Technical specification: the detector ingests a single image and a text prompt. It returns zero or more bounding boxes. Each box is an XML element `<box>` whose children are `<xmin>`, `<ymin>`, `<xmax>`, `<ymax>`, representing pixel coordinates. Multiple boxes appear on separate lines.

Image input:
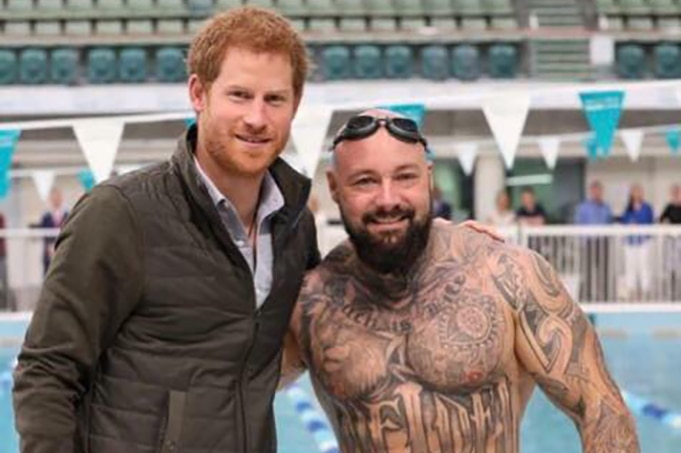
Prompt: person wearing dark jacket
<box><xmin>12</xmin><ymin>7</ymin><xmax>320</xmax><ymax>453</ymax></box>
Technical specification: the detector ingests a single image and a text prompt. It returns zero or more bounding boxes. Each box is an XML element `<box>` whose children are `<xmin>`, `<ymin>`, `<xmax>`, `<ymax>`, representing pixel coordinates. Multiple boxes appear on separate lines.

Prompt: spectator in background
<box><xmin>36</xmin><ymin>187</ymin><xmax>68</xmax><ymax>275</ymax></box>
<box><xmin>660</xmin><ymin>184</ymin><xmax>681</xmax><ymax>224</ymax></box>
<box><xmin>621</xmin><ymin>184</ymin><xmax>654</xmax><ymax>300</ymax></box>
<box><xmin>486</xmin><ymin>189</ymin><xmax>516</xmax><ymax>226</ymax></box>
<box><xmin>431</xmin><ymin>185</ymin><xmax>452</xmax><ymax>220</ymax></box>
<box><xmin>660</xmin><ymin>184</ymin><xmax>681</xmax><ymax>300</ymax></box>
<box><xmin>574</xmin><ymin>180</ymin><xmax>613</xmax><ymax>302</ymax></box>
<box><xmin>516</xmin><ymin>187</ymin><xmax>546</xmax><ymax>226</ymax></box>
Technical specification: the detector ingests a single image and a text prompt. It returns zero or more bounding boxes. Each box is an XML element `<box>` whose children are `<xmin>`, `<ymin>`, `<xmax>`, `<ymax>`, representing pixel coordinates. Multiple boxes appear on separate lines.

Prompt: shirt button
<box><xmin>235</xmin><ymin>240</ymin><xmax>245</xmax><ymax>247</ymax></box>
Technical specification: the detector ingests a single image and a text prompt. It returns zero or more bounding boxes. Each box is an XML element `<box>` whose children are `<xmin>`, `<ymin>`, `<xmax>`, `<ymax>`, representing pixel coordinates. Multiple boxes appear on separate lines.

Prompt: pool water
<box><xmin>2</xmin><ymin>317</ymin><xmax>680</xmax><ymax>453</ymax></box>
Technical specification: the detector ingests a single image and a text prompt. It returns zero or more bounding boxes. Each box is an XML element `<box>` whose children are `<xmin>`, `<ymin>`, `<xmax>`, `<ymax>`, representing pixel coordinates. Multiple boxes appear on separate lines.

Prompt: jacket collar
<box><xmin>171</xmin><ymin>125</ymin><xmax>311</xmax><ymax>229</ymax></box>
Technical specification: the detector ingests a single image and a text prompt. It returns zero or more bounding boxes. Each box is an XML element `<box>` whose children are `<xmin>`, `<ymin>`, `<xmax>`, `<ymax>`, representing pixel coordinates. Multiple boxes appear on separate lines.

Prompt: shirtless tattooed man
<box><xmin>282</xmin><ymin>110</ymin><xmax>639</xmax><ymax>453</ymax></box>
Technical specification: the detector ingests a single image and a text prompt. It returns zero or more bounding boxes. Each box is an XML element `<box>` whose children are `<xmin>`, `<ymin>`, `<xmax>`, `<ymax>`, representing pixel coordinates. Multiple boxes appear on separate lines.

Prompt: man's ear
<box><xmin>326</xmin><ymin>169</ymin><xmax>339</xmax><ymax>204</ymax></box>
<box><xmin>188</xmin><ymin>74</ymin><xmax>208</xmax><ymax>113</ymax></box>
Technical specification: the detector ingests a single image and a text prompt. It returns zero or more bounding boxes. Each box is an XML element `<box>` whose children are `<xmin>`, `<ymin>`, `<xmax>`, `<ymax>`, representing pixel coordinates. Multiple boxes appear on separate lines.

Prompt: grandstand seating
<box><xmin>421</xmin><ymin>45</ymin><xmax>450</xmax><ymax>81</ymax></box>
<box><xmin>384</xmin><ymin>45</ymin><xmax>414</xmax><ymax>79</ymax></box>
<box><xmin>653</xmin><ymin>43</ymin><xmax>681</xmax><ymax>78</ymax></box>
<box><xmin>19</xmin><ymin>48</ymin><xmax>49</xmax><ymax>84</ymax></box>
<box><xmin>596</xmin><ymin>0</ymin><xmax>681</xmax><ymax>30</ymax></box>
<box><xmin>451</xmin><ymin>44</ymin><xmax>481</xmax><ymax>81</ymax></box>
<box><xmin>155</xmin><ymin>47</ymin><xmax>187</xmax><ymax>82</ymax></box>
<box><xmin>0</xmin><ymin>50</ymin><xmax>18</xmax><ymax>85</ymax></box>
<box><xmin>50</xmin><ymin>48</ymin><xmax>79</xmax><ymax>84</ymax></box>
<box><xmin>353</xmin><ymin>45</ymin><xmax>382</xmax><ymax>79</ymax></box>
<box><xmin>616</xmin><ymin>44</ymin><xmax>646</xmax><ymax>79</ymax></box>
<box><xmin>87</xmin><ymin>47</ymin><xmax>117</xmax><ymax>84</ymax></box>
<box><xmin>119</xmin><ymin>47</ymin><xmax>148</xmax><ymax>83</ymax></box>
<box><xmin>488</xmin><ymin>43</ymin><xmax>518</xmax><ymax>79</ymax></box>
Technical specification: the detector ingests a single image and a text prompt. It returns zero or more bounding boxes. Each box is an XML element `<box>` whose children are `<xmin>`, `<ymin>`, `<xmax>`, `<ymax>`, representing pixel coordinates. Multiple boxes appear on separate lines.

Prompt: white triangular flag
<box><xmin>455</xmin><ymin>143</ymin><xmax>478</xmax><ymax>176</ymax></box>
<box><xmin>291</xmin><ymin>105</ymin><xmax>333</xmax><ymax>178</ymax></box>
<box><xmin>73</xmin><ymin>119</ymin><xmax>124</xmax><ymax>183</ymax></box>
<box><xmin>621</xmin><ymin>129</ymin><xmax>644</xmax><ymax>162</ymax></box>
<box><xmin>538</xmin><ymin>136</ymin><xmax>561</xmax><ymax>170</ymax></box>
<box><xmin>31</xmin><ymin>170</ymin><xmax>55</xmax><ymax>202</ymax></box>
<box><xmin>482</xmin><ymin>94</ymin><xmax>531</xmax><ymax>170</ymax></box>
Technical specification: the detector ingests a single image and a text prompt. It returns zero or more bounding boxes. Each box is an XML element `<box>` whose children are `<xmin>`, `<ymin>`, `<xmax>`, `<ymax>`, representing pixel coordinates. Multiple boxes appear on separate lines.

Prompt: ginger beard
<box><xmin>340</xmin><ymin>189</ymin><xmax>433</xmax><ymax>275</ymax></box>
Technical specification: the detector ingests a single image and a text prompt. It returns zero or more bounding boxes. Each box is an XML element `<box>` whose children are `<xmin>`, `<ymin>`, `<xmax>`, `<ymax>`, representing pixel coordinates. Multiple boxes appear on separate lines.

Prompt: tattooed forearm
<box><xmin>582</xmin><ymin>400</ymin><xmax>639</xmax><ymax>453</ymax></box>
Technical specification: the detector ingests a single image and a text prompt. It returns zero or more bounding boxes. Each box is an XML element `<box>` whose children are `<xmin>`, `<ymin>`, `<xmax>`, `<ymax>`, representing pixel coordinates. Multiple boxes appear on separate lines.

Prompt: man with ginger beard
<box><xmin>281</xmin><ymin>110</ymin><xmax>639</xmax><ymax>453</ymax></box>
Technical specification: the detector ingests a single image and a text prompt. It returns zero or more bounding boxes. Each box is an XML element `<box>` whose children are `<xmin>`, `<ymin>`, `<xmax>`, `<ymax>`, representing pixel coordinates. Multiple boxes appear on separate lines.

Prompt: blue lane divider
<box><xmin>622</xmin><ymin>390</ymin><xmax>681</xmax><ymax>430</ymax></box>
<box><xmin>284</xmin><ymin>382</ymin><xmax>339</xmax><ymax>453</ymax></box>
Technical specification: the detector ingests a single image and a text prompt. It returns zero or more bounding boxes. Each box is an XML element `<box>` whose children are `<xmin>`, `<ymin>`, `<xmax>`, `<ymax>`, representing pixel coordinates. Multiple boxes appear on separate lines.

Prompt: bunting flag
<box><xmin>78</xmin><ymin>169</ymin><xmax>95</xmax><ymax>193</ymax></box>
<box><xmin>291</xmin><ymin>105</ymin><xmax>333</xmax><ymax>178</ymax></box>
<box><xmin>620</xmin><ymin>129</ymin><xmax>644</xmax><ymax>162</ymax></box>
<box><xmin>379</xmin><ymin>103</ymin><xmax>426</xmax><ymax>127</ymax></box>
<box><xmin>31</xmin><ymin>170</ymin><xmax>56</xmax><ymax>202</ymax></box>
<box><xmin>579</xmin><ymin>90</ymin><xmax>625</xmax><ymax>158</ymax></box>
<box><xmin>667</xmin><ymin>128</ymin><xmax>680</xmax><ymax>154</ymax></box>
<box><xmin>73</xmin><ymin>118</ymin><xmax>124</xmax><ymax>183</ymax></box>
<box><xmin>537</xmin><ymin>136</ymin><xmax>561</xmax><ymax>170</ymax></box>
<box><xmin>184</xmin><ymin>117</ymin><xmax>196</xmax><ymax>129</ymax></box>
<box><xmin>455</xmin><ymin>143</ymin><xmax>478</xmax><ymax>176</ymax></box>
<box><xmin>584</xmin><ymin>135</ymin><xmax>599</xmax><ymax>161</ymax></box>
<box><xmin>0</xmin><ymin>129</ymin><xmax>21</xmax><ymax>199</ymax></box>
<box><xmin>482</xmin><ymin>94</ymin><xmax>530</xmax><ymax>170</ymax></box>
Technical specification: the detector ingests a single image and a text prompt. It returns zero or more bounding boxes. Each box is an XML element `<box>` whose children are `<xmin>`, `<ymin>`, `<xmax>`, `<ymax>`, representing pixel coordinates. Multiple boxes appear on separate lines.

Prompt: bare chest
<box><xmin>306</xmin><ymin>277</ymin><xmax>514</xmax><ymax>401</ymax></box>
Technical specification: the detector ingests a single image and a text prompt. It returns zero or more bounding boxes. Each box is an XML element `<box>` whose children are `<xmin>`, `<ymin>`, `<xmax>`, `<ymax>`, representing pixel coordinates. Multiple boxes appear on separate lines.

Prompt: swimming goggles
<box><xmin>331</xmin><ymin>115</ymin><xmax>429</xmax><ymax>151</ymax></box>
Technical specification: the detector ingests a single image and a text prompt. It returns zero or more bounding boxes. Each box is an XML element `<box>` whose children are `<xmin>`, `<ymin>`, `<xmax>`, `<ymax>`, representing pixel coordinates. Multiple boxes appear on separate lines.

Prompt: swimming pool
<box><xmin>1</xmin><ymin>313</ymin><xmax>680</xmax><ymax>453</ymax></box>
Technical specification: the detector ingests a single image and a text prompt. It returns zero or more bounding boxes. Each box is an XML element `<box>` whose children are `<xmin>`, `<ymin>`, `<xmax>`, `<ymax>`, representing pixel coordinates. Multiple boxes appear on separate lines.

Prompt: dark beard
<box><xmin>341</xmin><ymin>206</ymin><xmax>432</xmax><ymax>276</ymax></box>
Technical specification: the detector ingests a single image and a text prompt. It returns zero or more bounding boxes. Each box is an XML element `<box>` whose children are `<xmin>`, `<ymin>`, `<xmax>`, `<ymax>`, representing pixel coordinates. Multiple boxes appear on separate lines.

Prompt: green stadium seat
<box><xmin>401</xmin><ymin>18</ymin><xmax>427</xmax><ymax>30</ymax></box>
<box><xmin>308</xmin><ymin>0</ymin><xmax>337</xmax><ymax>17</ymax></box>
<box><xmin>431</xmin><ymin>17</ymin><xmax>458</xmax><ymax>29</ymax></box>
<box><xmin>34</xmin><ymin>21</ymin><xmax>62</xmax><ymax>35</ymax></box>
<box><xmin>626</xmin><ymin>17</ymin><xmax>654</xmax><ymax>29</ymax></box>
<box><xmin>119</xmin><ymin>47</ymin><xmax>147</xmax><ymax>83</ymax></box>
<box><xmin>339</xmin><ymin>18</ymin><xmax>367</xmax><ymax>32</ymax></box>
<box><xmin>394</xmin><ymin>0</ymin><xmax>423</xmax><ymax>16</ymax></box>
<box><xmin>653</xmin><ymin>43</ymin><xmax>681</xmax><ymax>78</ymax></box>
<box><xmin>36</xmin><ymin>0</ymin><xmax>63</xmax><ymax>11</ymax></box>
<box><xmin>451</xmin><ymin>44</ymin><xmax>480</xmax><ymax>80</ymax></box>
<box><xmin>155</xmin><ymin>47</ymin><xmax>186</xmax><ymax>82</ymax></box>
<box><xmin>0</xmin><ymin>50</ymin><xmax>18</xmax><ymax>85</ymax></box>
<box><xmin>128</xmin><ymin>0</ymin><xmax>154</xmax><ymax>10</ymax></box>
<box><xmin>188</xmin><ymin>0</ymin><xmax>215</xmax><ymax>16</ymax></box>
<box><xmin>619</xmin><ymin>0</ymin><xmax>651</xmax><ymax>15</ymax></box>
<box><xmin>338</xmin><ymin>0</ymin><xmax>365</xmax><ymax>16</ymax></box>
<box><xmin>308</xmin><ymin>18</ymin><xmax>336</xmax><ymax>32</ymax></box>
<box><xmin>277</xmin><ymin>0</ymin><xmax>305</xmax><ymax>16</ymax></box>
<box><xmin>366</xmin><ymin>0</ymin><xmax>396</xmax><ymax>16</ymax></box>
<box><xmin>649</xmin><ymin>0</ymin><xmax>679</xmax><ymax>15</ymax></box>
<box><xmin>246</xmin><ymin>0</ymin><xmax>275</xmax><ymax>9</ymax></box>
<box><xmin>616</xmin><ymin>44</ymin><xmax>646</xmax><ymax>79</ymax></box>
<box><xmin>96</xmin><ymin>20</ymin><xmax>124</xmax><ymax>35</ymax></box>
<box><xmin>606</xmin><ymin>16</ymin><xmax>624</xmax><ymax>30</ymax></box>
<box><xmin>371</xmin><ymin>18</ymin><xmax>398</xmax><ymax>31</ymax></box>
<box><xmin>353</xmin><ymin>45</ymin><xmax>382</xmax><ymax>79</ymax></box>
<box><xmin>423</xmin><ymin>0</ymin><xmax>454</xmax><ymax>15</ymax></box>
<box><xmin>421</xmin><ymin>45</ymin><xmax>449</xmax><ymax>80</ymax></box>
<box><xmin>65</xmin><ymin>20</ymin><xmax>92</xmax><ymax>35</ymax></box>
<box><xmin>321</xmin><ymin>45</ymin><xmax>351</xmax><ymax>80</ymax></box>
<box><xmin>87</xmin><ymin>47</ymin><xmax>117</xmax><ymax>84</ymax></box>
<box><xmin>288</xmin><ymin>18</ymin><xmax>306</xmax><ymax>32</ymax></box>
<box><xmin>66</xmin><ymin>0</ymin><xmax>93</xmax><ymax>9</ymax></box>
<box><xmin>490</xmin><ymin>16</ymin><xmax>517</xmax><ymax>29</ymax></box>
<box><xmin>457</xmin><ymin>0</ymin><xmax>485</xmax><ymax>16</ymax></box>
<box><xmin>97</xmin><ymin>0</ymin><xmax>125</xmax><ymax>11</ymax></box>
<box><xmin>127</xmin><ymin>20</ymin><xmax>155</xmax><ymax>34</ymax></box>
<box><xmin>50</xmin><ymin>48</ymin><xmax>79</xmax><ymax>84</ymax></box>
<box><xmin>4</xmin><ymin>21</ymin><xmax>31</xmax><ymax>35</ymax></box>
<box><xmin>461</xmin><ymin>17</ymin><xmax>487</xmax><ymax>29</ymax></box>
<box><xmin>594</xmin><ymin>0</ymin><xmax>620</xmax><ymax>15</ymax></box>
<box><xmin>658</xmin><ymin>17</ymin><xmax>681</xmax><ymax>29</ymax></box>
<box><xmin>19</xmin><ymin>48</ymin><xmax>49</xmax><ymax>84</ymax></box>
<box><xmin>488</xmin><ymin>43</ymin><xmax>518</xmax><ymax>78</ymax></box>
<box><xmin>157</xmin><ymin>19</ymin><xmax>185</xmax><ymax>33</ymax></box>
<box><xmin>216</xmin><ymin>0</ymin><xmax>243</xmax><ymax>11</ymax></box>
<box><xmin>6</xmin><ymin>0</ymin><xmax>34</xmax><ymax>11</ymax></box>
<box><xmin>188</xmin><ymin>19</ymin><xmax>207</xmax><ymax>32</ymax></box>
<box><xmin>157</xmin><ymin>0</ymin><xmax>186</xmax><ymax>10</ymax></box>
<box><xmin>384</xmin><ymin>45</ymin><xmax>413</xmax><ymax>78</ymax></box>
<box><xmin>482</xmin><ymin>0</ymin><xmax>513</xmax><ymax>15</ymax></box>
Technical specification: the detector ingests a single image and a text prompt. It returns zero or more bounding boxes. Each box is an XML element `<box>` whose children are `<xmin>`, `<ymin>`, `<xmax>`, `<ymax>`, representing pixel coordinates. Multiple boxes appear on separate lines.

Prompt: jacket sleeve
<box><xmin>13</xmin><ymin>185</ymin><xmax>144</xmax><ymax>453</ymax></box>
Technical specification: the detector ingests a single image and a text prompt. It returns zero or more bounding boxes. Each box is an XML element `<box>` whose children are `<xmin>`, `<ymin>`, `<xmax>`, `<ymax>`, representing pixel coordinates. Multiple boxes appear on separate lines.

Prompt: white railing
<box><xmin>317</xmin><ymin>224</ymin><xmax>681</xmax><ymax>306</ymax></box>
<box><xmin>4</xmin><ymin>225</ymin><xmax>681</xmax><ymax>311</ymax></box>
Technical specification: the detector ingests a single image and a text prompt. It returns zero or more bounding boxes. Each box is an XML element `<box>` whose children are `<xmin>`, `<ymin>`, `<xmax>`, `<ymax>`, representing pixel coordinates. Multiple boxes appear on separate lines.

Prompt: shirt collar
<box><xmin>193</xmin><ymin>156</ymin><xmax>285</xmax><ymax>221</ymax></box>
